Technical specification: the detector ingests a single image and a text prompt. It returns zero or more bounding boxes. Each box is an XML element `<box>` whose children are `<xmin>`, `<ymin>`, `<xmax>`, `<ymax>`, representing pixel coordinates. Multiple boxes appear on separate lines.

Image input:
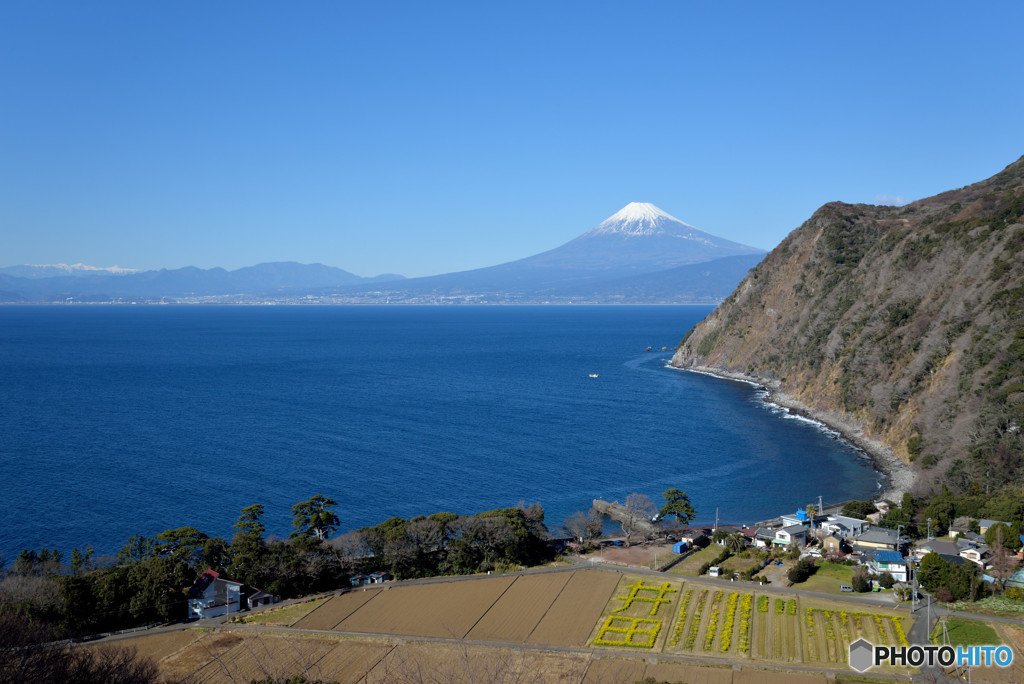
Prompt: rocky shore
<box><xmin>675</xmin><ymin>364</ymin><xmax>915</xmax><ymax>502</ymax></box>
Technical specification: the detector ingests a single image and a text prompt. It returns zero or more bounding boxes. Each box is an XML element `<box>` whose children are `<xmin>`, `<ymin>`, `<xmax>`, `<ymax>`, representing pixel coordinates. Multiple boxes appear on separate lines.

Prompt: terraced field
<box><xmin>113</xmin><ymin>568</ymin><xmax>938</xmax><ymax>681</ymax></box>
<box><xmin>589</xmin><ymin>573</ymin><xmax>914</xmax><ymax>674</ymax></box>
<box><xmin>295</xmin><ymin>569</ymin><xmax>619</xmax><ymax>647</ymax></box>
<box><xmin>128</xmin><ymin>629</ymin><xmax>838</xmax><ymax>684</ymax></box>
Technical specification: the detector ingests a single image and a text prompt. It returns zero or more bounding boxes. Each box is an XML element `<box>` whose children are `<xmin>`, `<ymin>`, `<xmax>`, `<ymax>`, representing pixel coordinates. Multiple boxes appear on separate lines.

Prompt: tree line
<box><xmin>0</xmin><ymin>495</ymin><xmax>552</xmax><ymax>638</ymax></box>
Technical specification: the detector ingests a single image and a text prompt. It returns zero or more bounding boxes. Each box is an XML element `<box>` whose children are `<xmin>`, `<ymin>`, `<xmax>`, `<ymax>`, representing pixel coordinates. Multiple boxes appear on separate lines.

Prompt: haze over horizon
<box><xmin>2</xmin><ymin>3</ymin><xmax>1023</xmax><ymax>277</ymax></box>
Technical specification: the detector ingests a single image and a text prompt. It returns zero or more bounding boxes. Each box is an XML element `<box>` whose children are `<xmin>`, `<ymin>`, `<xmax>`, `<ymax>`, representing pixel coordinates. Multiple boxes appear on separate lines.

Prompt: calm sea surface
<box><xmin>0</xmin><ymin>305</ymin><xmax>880</xmax><ymax>557</ymax></box>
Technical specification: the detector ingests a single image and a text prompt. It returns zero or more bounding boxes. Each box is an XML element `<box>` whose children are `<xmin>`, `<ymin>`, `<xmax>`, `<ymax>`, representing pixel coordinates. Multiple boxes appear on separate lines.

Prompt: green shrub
<box><xmin>1004</xmin><ymin>586</ymin><xmax>1024</xmax><ymax>602</ymax></box>
<box><xmin>852</xmin><ymin>568</ymin><xmax>871</xmax><ymax>593</ymax></box>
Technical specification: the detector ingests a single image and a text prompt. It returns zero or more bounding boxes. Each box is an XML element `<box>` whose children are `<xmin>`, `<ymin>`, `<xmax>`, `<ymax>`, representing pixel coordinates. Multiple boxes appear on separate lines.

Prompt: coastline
<box><xmin>675</xmin><ymin>363</ymin><xmax>914</xmax><ymax>502</ymax></box>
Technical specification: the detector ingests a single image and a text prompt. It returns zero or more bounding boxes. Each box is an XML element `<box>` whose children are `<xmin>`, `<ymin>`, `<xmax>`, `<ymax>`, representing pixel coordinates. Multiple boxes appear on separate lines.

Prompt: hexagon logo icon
<box><xmin>849</xmin><ymin>638</ymin><xmax>875</xmax><ymax>672</ymax></box>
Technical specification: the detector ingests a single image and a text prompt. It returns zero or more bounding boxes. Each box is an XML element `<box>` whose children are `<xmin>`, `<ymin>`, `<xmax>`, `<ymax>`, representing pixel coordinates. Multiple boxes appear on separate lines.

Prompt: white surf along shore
<box><xmin>670</xmin><ymin>363</ymin><xmax>915</xmax><ymax>502</ymax></box>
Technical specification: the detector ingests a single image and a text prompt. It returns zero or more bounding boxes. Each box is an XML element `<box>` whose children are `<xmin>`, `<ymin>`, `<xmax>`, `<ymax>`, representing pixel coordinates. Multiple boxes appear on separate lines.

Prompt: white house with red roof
<box><xmin>187</xmin><ymin>569</ymin><xmax>243</xmax><ymax>620</ymax></box>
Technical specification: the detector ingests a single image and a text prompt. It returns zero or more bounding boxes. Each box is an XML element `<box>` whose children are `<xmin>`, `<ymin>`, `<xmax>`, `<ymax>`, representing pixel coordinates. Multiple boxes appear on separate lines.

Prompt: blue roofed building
<box><xmin>867</xmin><ymin>549</ymin><xmax>909</xmax><ymax>583</ymax></box>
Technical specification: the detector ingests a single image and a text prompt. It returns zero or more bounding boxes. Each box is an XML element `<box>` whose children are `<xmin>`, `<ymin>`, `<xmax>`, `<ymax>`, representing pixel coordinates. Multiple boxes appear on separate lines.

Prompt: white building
<box><xmin>773</xmin><ymin>524</ymin><xmax>807</xmax><ymax>547</ymax></box>
<box><xmin>187</xmin><ymin>569</ymin><xmax>243</xmax><ymax>620</ymax></box>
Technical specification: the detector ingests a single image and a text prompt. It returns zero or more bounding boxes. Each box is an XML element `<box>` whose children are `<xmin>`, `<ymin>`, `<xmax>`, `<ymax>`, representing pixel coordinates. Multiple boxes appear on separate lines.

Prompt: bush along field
<box><xmin>591</xmin><ymin>577</ymin><xmax>914</xmax><ymax>672</ymax></box>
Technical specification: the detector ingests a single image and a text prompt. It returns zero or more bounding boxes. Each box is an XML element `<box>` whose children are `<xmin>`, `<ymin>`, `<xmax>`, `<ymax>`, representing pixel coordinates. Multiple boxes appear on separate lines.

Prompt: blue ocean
<box><xmin>0</xmin><ymin>306</ymin><xmax>880</xmax><ymax>558</ymax></box>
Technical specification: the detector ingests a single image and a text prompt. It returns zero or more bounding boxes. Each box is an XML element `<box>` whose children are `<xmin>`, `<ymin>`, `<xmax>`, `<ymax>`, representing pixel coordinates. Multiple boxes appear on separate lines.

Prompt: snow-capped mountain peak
<box><xmin>588</xmin><ymin>202</ymin><xmax>696</xmax><ymax>237</ymax></box>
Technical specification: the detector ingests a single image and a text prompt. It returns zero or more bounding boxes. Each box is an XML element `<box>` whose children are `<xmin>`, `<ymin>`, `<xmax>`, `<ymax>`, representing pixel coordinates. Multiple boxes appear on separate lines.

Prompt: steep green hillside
<box><xmin>672</xmin><ymin>156</ymin><xmax>1024</xmax><ymax>493</ymax></box>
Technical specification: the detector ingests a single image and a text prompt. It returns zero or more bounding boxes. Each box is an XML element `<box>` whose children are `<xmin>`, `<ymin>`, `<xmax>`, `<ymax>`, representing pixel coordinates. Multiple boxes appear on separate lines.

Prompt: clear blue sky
<box><xmin>2</xmin><ymin>2</ymin><xmax>1022</xmax><ymax>278</ymax></box>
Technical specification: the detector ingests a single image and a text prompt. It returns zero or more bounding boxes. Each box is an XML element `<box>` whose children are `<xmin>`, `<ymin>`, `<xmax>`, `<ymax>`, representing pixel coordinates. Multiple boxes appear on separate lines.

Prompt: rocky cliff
<box><xmin>672</xmin><ymin>156</ymin><xmax>1024</xmax><ymax>494</ymax></box>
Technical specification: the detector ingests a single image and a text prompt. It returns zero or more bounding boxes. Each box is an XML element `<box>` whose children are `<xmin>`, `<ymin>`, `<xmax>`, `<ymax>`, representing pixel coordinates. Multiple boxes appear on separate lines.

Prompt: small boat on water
<box><xmin>588</xmin><ymin>373</ymin><xmax>599</xmax><ymax>378</ymax></box>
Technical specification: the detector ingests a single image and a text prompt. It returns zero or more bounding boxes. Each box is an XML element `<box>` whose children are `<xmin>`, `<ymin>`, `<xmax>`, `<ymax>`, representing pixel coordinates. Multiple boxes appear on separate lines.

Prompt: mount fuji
<box><xmin>519</xmin><ymin>202</ymin><xmax>764</xmax><ymax>276</ymax></box>
<box><xmin>343</xmin><ymin>202</ymin><xmax>767</xmax><ymax>302</ymax></box>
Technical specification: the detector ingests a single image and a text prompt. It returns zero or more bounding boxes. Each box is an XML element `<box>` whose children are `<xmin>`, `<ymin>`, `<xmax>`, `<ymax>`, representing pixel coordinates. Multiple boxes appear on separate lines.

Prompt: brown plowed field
<box><xmin>732</xmin><ymin>670</ymin><xmax>827</xmax><ymax>684</ymax></box>
<box><xmin>526</xmin><ymin>570</ymin><xmax>619</xmax><ymax>647</ymax></box>
<box><xmin>582</xmin><ymin>656</ymin><xmax>646</xmax><ymax>683</ymax></box>
<box><xmin>335</xmin><ymin>575</ymin><xmax>516</xmax><ymax>638</ymax></box>
<box><xmin>465</xmin><ymin>571</ymin><xmax>571</xmax><ymax>642</ymax></box>
<box><xmin>644</xmin><ymin>662</ymin><xmax>734</xmax><ymax>684</ymax></box>
<box><xmin>95</xmin><ymin>629</ymin><xmax>201</xmax><ymax>663</ymax></box>
<box><xmin>157</xmin><ymin>631</ymin><xmax>246</xmax><ymax>682</ymax></box>
<box><xmin>304</xmin><ymin>641</ymin><xmax>394</xmax><ymax>684</ymax></box>
<box><xmin>189</xmin><ymin>633</ymin><xmax>339</xmax><ymax>683</ymax></box>
<box><xmin>364</xmin><ymin>641</ymin><xmax>590</xmax><ymax>684</ymax></box>
<box><xmin>292</xmin><ymin>587</ymin><xmax>381</xmax><ymax>630</ymax></box>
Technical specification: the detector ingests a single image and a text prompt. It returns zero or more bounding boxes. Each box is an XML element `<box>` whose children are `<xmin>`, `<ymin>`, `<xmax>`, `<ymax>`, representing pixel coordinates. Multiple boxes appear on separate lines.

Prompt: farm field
<box><xmin>110</xmin><ymin>629</ymin><xmax>841</xmax><ymax>684</ymax></box>
<box><xmin>525</xmin><ymin>570</ymin><xmax>620</xmax><ymax>646</ymax></box>
<box><xmin>241</xmin><ymin>597</ymin><xmax>328</xmax><ymax>626</ymax></box>
<box><xmin>300</xmin><ymin>569</ymin><xmax>618</xmax><ymax>647</ymax></box>
<box><xmin>99</xmin><ymin>568</ymin><xmax>1024</xmax><ymax>682</ymax></box>
<box><xmin>589</xmin><ymin>575</ymin><xmax>683</xmax><ymax>650</ymax></box>
<box><xmin>587</xmin><ymin>573</ymin><xmax>918</xmax><ymax>675</ymax></box>
<box><xmin>465</xmin><ymin>571</ymin><xmax>572</xmax><ymax>642</ymax></box>
<box><xmin>292</xmin><ymin>588</ymin><xmax>380</xmax><ymax>630</ymax></box>
<box><xmin>334</xmin><ymin>574</ymin><xmax>516</xmax><ymax>638</ymax></box>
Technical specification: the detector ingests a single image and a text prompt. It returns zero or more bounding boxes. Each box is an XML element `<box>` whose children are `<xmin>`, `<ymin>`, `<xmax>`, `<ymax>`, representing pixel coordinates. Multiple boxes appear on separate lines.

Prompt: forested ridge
<box><xmin>673</xmin><ymin>154</ymin><xmax>1024</xmax><ymax>495</ymax></box>
<box><xmin>0</xmin><ymin>496</ymin><xmax>552</xmax><ymax>639</ymax></box>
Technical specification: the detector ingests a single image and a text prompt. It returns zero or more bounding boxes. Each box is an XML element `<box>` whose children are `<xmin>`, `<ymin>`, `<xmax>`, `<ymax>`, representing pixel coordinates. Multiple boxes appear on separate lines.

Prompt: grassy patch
<box><xmin>719</xmin><ymin>553</ymin><xmax>765</xmax><ymax>575</ymax></box>
<box><xmin>796</xmin><ymin>561</ymin><xmax>854</xmax><ymax>594</ymax></box>
<box><xmin>241</xmin><ymin>598</ymin><xmax>329</xmax><ymax>626</ymax></box>
<box><xmin>641</xmin><ymin>551</ymin><xmax>683</xmax><ymax>570</ymax></box>
<box><xmin>948</xmin><ymin>595</ymin><xmax>1024</xmax><ymax>617</ymax></box>
<box><xmin>931</xmin><ymin>617</ymin><xmax>1001</xmax><ymax>646</ymax></box>
<box><xmin>668</xmin><ymin>546</ymin><xmax>722</xmax><ymax>576</ymax></box>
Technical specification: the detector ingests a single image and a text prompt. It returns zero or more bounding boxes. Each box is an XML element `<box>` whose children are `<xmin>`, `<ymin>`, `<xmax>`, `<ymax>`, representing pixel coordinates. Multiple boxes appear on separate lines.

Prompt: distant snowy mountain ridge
<box><xmin>0</xmin><ymin>263</ymin><xmax>141</xmax><ymax>278</ymax></box>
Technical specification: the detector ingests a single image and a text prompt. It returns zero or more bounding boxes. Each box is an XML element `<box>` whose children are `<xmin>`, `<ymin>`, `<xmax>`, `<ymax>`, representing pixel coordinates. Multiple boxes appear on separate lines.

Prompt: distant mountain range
<box><xmin>1</xmin><ymin>203</ymin><xmax>765</xmax><ymax>303</ymax></box>
<box><xmin>0</xmin><ymin>262</ymin><xmax>405</xmax><ymax>303</ymax></box>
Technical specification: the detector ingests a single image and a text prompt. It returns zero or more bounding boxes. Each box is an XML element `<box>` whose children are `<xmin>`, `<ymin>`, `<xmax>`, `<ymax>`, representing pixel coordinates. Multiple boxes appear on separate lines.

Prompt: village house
<box><xmin>247</xmin><ymin>590</ymin><xmax>277</xmax><ymax>610</ymax></box>
<box><xmin>958</xmin><ymin>542</ymin><xmax>991</xmax><ymax>568</ymax></box>
<box><xmin>187</xmin><ymin>569</ymin><xmax>243</xmax><ymax>620</ymax></box>
<box><xmin>866</xmin><ymin>549</ymin><xmax>909</xmax><ymax>583</ymax></box>
<box><xmin>913</xmin><ymin>539</ymin><xmax>960</xmax><ymax>560</ymax></box>
<box><xmin>821</xmin><ymin>532</ymin><xmax>847</xmax><ymax>556</ymax></box>
<box><xmin>678</xmin><ymin>528</ymin><xmax>711</xmax><ymax>549</ymax></box>
<box><xmin>979</xmin><ymin>519</ymin><xmax>1010</xmax><ymax>535</ymax></box>
<box><xmin>742</xmin><ymin>526</ymin><xmax>775</xmax><ymax>548</ymax></box>
<box><xmin>780</xmin><ymin>510</ymin><xmax>811</xmax><ymax>528</ymax></box>
<box><xmin>820</xmin><ymin>514</ymin><xmax>868</xmax><ymax>539</ymax></box>
<box><xmin>773</xmin><ymin>524</ymin><xmax>807</xmax><ymax>548</ymax></box>
<box><xmin>949</xmin><ymin>516</ymin><xmax>973</xmax><ymax>539</ymax></box>
<box><xmin>853</xmin><ymin>526</ymin><xmax>903</xmax><ymax>554</ymax></box>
